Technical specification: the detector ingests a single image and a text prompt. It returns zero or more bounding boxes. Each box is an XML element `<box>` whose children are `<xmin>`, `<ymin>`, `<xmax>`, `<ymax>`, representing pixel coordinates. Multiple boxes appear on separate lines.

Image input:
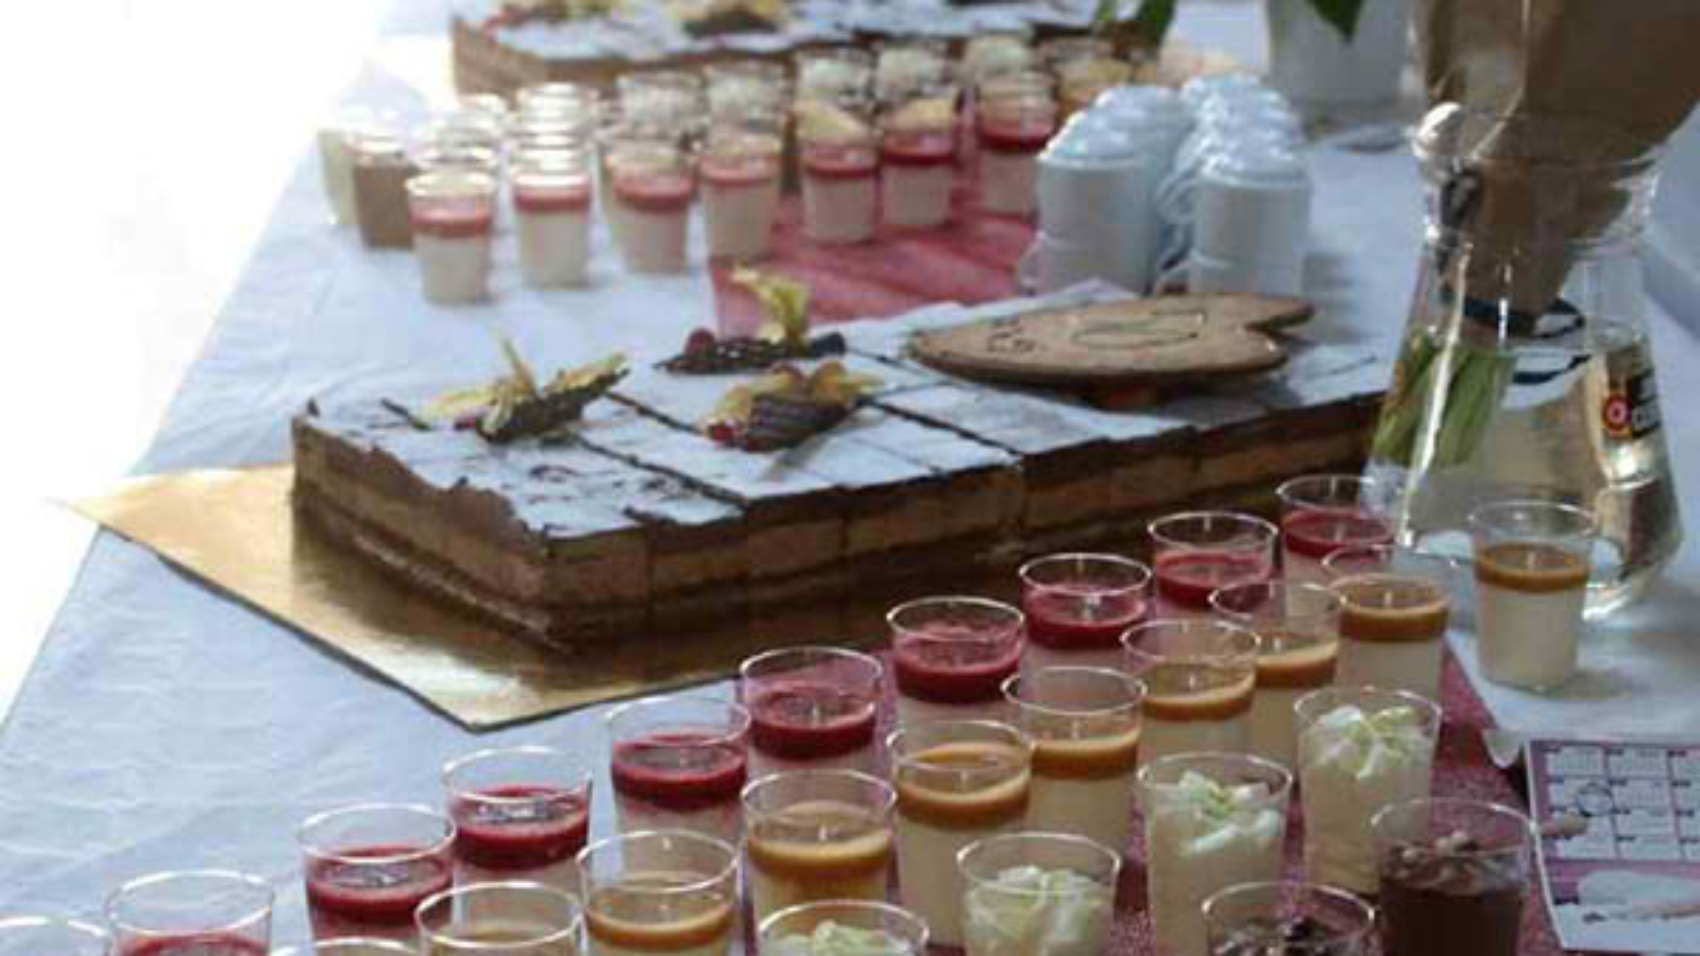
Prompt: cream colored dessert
<box><xmin>1138</xmin><ymin>664</ymin><xmax>1255</xmax><ymax>767</ymax></box>
<box><xmin>1334</xmin><ymin>574</ymin><xmax>1450</xmax><ymax>701</ymax></box>
<box><xmin>746</xmin><ymin>799</ymin><xmax>893</xmax><ymax>927</ymax></box>
<box><xmin>880</xmin><ymin>97</ymin><xmax>956</xmax><ymax>230</ymax></box>
<box><xmin>1249</xmin><ymin>634</ymin><xmax>1337</xmax><ymax>769</ymax></box>
<box><xmin>1027</xmin><ymin>727</ymin><xmax>1141</xmax><ymax>855</ymax></box>
<box><xmin>1144</xmin><ymin>772</ymin><xmax>1287</xmax><ymax>956</ymax></box>
<box><xmin>1298</xmin><ymin>704</ymin><xmax>1436</xmax><ymax>894</ymax></box>
<box><xmin>700</xmin><ymin>132</ymin><xmax>782</xmax><ymax>261</ymax></box>
<box><xmin>1475</xmin><ymin>542</ymin><xmax>1589</xmax><ymax>690</ymax></box>
<box><xmin>584</xmin><ymin>874</ymin><xmax>735</xmax><ymax>956</ymax></box>
<box><xmin>962</xmin><ymin>866</ymin><xmax>1115</xmax><ymax>956</ymax></box>
<box><xmin>797</xmin><ymin>101</ymin><xmax>878</xmax><ymax>245</ymax></box>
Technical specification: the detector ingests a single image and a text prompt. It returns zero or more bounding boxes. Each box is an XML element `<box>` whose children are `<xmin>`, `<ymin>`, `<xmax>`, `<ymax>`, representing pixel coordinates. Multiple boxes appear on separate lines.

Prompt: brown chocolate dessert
<box><xmin>1378</xmin><ymin>831</ymin><xmax>1527</xmax><ymax>956</ymax></box>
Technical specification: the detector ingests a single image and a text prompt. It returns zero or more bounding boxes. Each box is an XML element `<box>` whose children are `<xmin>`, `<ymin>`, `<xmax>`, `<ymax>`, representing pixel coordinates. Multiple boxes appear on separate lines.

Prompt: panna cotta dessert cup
<box><xmin>1002</xmin><ymin>667</ymin><xmax>1143</xmax><ymax>855</ymax></box>
<box><xmin>605</xmin><ymin>695</ymin><xmax>750</xmax><ymax>847</ymax></box>
<box><xmin>1201</xmin><ymin>881</ymin><xmax>1376</xmax><ymax>956</ymax></box>
<box><xmin>1468</xmin><ymin>500</ymin><xmax>1596</xmax><ymax>691</ymax></box>
<box><xmin>414</xmin><ymin>882</ymin><xmax>583</xmax><ymax>956</ymax></box>
<box><xmin>758</xmin><ymin>900</ymin><xmax>928</xmax><ymax>956</ymax></box>
<box><xmin>797</xmin><ymin>102</ymin><xmax>880</xmax><ymax>245</ymax></box>
<box><xmin>1372</xmin><ymin>798</ymin><xmax>1537</xmax><ymax>956</ymax></box>
<box><xmin>442</xmin><ymin>746</ymin><xmax>592</xmax><ymax>903</ymax></box>
<box><xmin>880</xmin><ymin>94</ymin><xmax>957</xmax><ymax>229</ymax></box>
<box><xmin>1019</xmin><ymin>553</ymin><xmax>1152</xmax><ymax>675</ymax></box>
<box><xmin>1138</xmin><ymin>753</ymin><xmax>1292</xmax><ymax>956</ymax></box>
<box><xmin>1149</xmin><ymin>512</ymin><xmax>1278</xmax><ymax>620</ymax></box>
<box><xmin>512</xmin><ymin>150</ymin><xmax>594</xmax><ymax>288</ymax></box>
<box><xmin>738</xmin><ymin>646</ymin><xmax>882</xmax><ymax>779</ymax></box>
<box><xmin>608</xmin><ymin>143</ymin><xmax>695</xmax><ymax>274</ymax></box>
<box><xmin>741</xmin><ymin>769</ymin><xmax>896</xmax><ymax>927</ymax></box>
<box><xmin>1121</xmin><ymin>619</ymin><xmax>1261</xmax><ymax>767</ymax></box>
<box><xmin>700</xmin><ymin>126</ymin><xmax>783</xmax><ymax>260</ymax></box>
<box><xmin>297</xmin><ymin>804</ymin><xmax>456</xmax><ymax>942</ymax></box>
<box><xmin>889</xmin><ymin>596</ymin><xmax>1026</xmax><ymax>725</ymax></box>
<box><xmin>976</xmin><ymin>90</ymin><xmax>1057</xmax><ymax>217</ymax></box>
<box><xmin>576</xmin><ymin>830</ymin><xmax>738</xmax><ymax>956</ymax></box>
<box><xmin>1294</xmin><ymin>686</ymin><xmax>1441</xmax><ymax>894</ymax></box>
<box><xmin>959</xmin><ymin>832</ymin><xmax>1120</xmax><ymax>956</ymax></box>
<box><xmin>1276</xmin><ymin>475</ymin><xmax>1396</xmax><ymax>588</ymax></box>
<box><xmin>106</xmin><ymin>870</ymin><xmax>275</xmax><ymax>956</ymax></box>
<box><xmin>1208</xmin><ymin>581</ymin><xmax>1343</xmax><ymax>769</ymax></box>
<box><xmin>888</xmin><ymin>720</ymin><xmax>1034</xmax><ymax>949</ymax></box>
<box><xmin>1323</xmin><ymin>547</ymin><xmax>1458</xmax><ymax>701</ymax></box>
<box><xmin>406</xmin><ymin>170</ymin><xmax>496</xmax><ymax>304</ymax></box>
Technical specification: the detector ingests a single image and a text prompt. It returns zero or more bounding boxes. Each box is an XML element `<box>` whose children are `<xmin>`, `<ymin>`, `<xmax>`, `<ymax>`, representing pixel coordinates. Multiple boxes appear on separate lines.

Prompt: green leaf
<box><xmin>1305</xmin><ymin>0</ymin><xmax>1366</xmax><ymax>41</ymax></box>
<box><xmin>1092</xmin><ymin>0</ymin><xmax>1177</xmax><ymax>49</ymax></box>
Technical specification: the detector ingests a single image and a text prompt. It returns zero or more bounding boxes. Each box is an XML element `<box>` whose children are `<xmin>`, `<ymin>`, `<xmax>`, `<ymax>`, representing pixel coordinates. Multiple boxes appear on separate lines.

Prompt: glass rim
<box><xmin>104</xmin><ymin>869</ymin><xmax>275</xmax><ymax>939</ymax></box>
<box><xmin>738</xmin><ymin>644</ymin><xmax>884</xmax><ymax>684</ymax></box>
<box><xmin>739</xmin><ymin>767</ymin><xmax>897</xmax><ymax>818</ymax></box>
<box><xmin>757</xmin><ymin>899</ymin><xmax>928</xmax><ymax>945</ymax></box>
<box><xmin>1293</xmin><ymin>684</ymin><xmax>1443</xmax><ymax>734</ymax></box>
<box><xmin>603</xmin><ymin>693</ymin><xmax>752</xmax><ymax>744</ymax></box>
<box><xmin>414</xmin><ymin>881</ymin><xmax>583</xmax><ymax>948</ymax></box>
<box><xmin>405</xmin><ymin>169</ymin><xmax>497</xmax><ymax>199</ymax></box>
<box><xmin>886</xmin><ymin>595</ymin><xmax>1026</xmax><ymax>635</ymax></box>
<box><xmin>575</xmin><ymin>828</ymin><xmax>739</xmax><ymax>895</ymax></box>
<box><xmin>271</xmin><ymin>938</ymin><xmax>416</xmax><ymax>956</ymax></box>
<box><xmin>1467</xmin><ymin>498</ymin><xmax>1598</xmax><ymax>541</ymax></box>
<box><xmin>1017</xmin><ymin>552</ymin><xmax>1152</xmax><ymax>592</ymax></box>
<box><xmin>1207</xmin><ymin>579</ymin><xmax>1344</xmax><ymax>623</ymax></box>
<box><xmin>1000</xmin><ymin>667</ymin><xmax>1146</xmax><ymax>719</ymax></box>
<box><xmin>1199</xmin><ymin>880</ymin><xmax>1376</xmax><ymax>948</ymax></box>
<box><xmin>955</xmin><ymin>830</ymin><xmax>1123</xmax><ymax>893</ymax></box>
<box><xmin>295</xmin><ymin>802</ymin><xmax>456</xmax><ymax>864</ymax></box>
<box><xmin>1369</xmin><ymin>796</ymin><xmax>1539</xmax><ymax>856</ymax></box>
<box><xmin>1135</xmin><ymin>750</ymin><xmax>1294</xmax><ymax>797</ymax></box>
<box><xmin>885</xmin><ymin>719</ymin><xmax>1033</xmax><ymax>767</ymax></box>
<box><xmin>1321</xmin><ymin>544</ymin><xmax>1459</xmax><ymax>583</ymax></box>
<box><xmin>441</xmin><ymin>744</ymin><xmax>592</xmax><ymax>803</ymax></box>
<box><xmin>1119</xmin><ymin>617</ymin><xmax>1263</xmax><ymax>663</ymax></box>
<box><xmin>1275</xmin><ymin>473</ymin><xmax>1386</xmax><ymax>509</ymax></box>
<box><xmin>1148</xmin><ymin>510</ymin><xmax>1279</xmax><ymax>550</ymax></box>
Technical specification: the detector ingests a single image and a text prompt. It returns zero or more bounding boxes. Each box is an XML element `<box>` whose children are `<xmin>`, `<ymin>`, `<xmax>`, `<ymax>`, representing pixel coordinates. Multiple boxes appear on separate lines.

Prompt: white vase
<box><xmin>1266</xmin><ymin>0</ymin><xmax>1411</xmax><ymax>107</ymax></box>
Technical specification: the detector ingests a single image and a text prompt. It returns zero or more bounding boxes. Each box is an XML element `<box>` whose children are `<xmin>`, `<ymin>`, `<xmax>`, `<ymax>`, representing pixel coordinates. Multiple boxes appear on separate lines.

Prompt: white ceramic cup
<box><xmin>1189</xmin><ymin>144</ymin><xmax>1311</xmax><ymax>267</ymax></box>
<box><xmin>1017</xmin><ymin>231</ymin><xmax>1145</xmax><ymax>293</ymax></box>
<box><xmin>1160</xmin><ymin>249</ymin><xmax>1304</xmax><ymax>296</ymax></box>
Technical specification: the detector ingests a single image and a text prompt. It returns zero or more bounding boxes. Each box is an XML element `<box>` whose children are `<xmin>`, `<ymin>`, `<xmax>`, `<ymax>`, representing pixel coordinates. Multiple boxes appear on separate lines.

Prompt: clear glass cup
<box><xmin>1294</xmin><ymin>686</ymin><xmax>1442</xmax><ymax>894</ymax></box>
<box><xmin>511</xmin><ymin>149</ymin><xmax>594</xmax><ymax>289</ymax></box>
<box><xmin>1323</xmin><ymin>545</ymin><xmax>1458</xmax><ymax>700</ymax></box>
<box><xmin>880</xmin><ymin>88</ymin><xmax>957</xmax><ymax>229</ymax></box>
<box><xmin>0</xmin><ymin>917</ymin><xmax>109</xmax><ymax>956</ymax></box>
<box><xmin>958</xmin><ymin>832</ymin><xmax>1121</xmax><ymax>956</ymax></box>
<box><xmin>757</xmin><ymin>901</ymin><xmax>928</xmax><ymax>955</ymax></box>
<box><xmin>741</xmin><ymin>769</ymin><xmax>896</xmax><ymax>927</ymax></box>
<box><xmin>1002</xmin><ymin>667</ymin><xmax>1144</xmax><ymax>854</ymax></box>
<box><xmin>351</xmin><ymin>129</ymin><xmax>418</xmax><ymax>250</ymax></box>
<box><xmin>576</xmin><ymin>830</ymin><xmax>738</xmax><ymax>956</ymax></box>
<box><xmin>794</xmin><ymin>47</ymin><xmax>874</xmax><ymax>103</ymax></box>
<box><xmin>297</xmin><ymin>804</ymin><xmax>456</xmax><ymax>941</ymax></box>
<box><xmin>606</xmin><ymin>142</ymin><xmax>695</xmax><ymax>274</ymax></box>
<box><xmin>1276</xmin><ymin>475</ymin><xmax>1397</xmax><ymax>586</ymax></box>
<box><xmin>699</xmin><ymin>125</ymin><xmax>783</xmax><ymax>261</ymax></box>
<box><xmin>605</xmin><ymin>695</ymin><xmax>749</xmax><ymax>845</ymax></box>
<box><xmin>412</xmin><ymin>144</ymin><xmax>501</xmax><ymax>176</ymax></box>
<box><xmin>106</xmin><ymin>870</ymin><xmax>274</xmax><ymax>956</ymax></box>
<box><xmin>703</xmin><ymin>60</ymin><xmax>790</xmax><ymax>119</ymax></box>
<box><xmin>976</xmin><ymin>89</ymin><xmax>1057</xmax><ymax>217</ymax></box>
<box><xmin>415</xmin><ymin>883</ymin><xmax>582</xmax><ymax>956</ymax></box>
<box><xmin>1209</xmin><ymin>580</ymin><xmax>1342</xmax><ymax>768</ymax></box>
<box><xmin>1019</xmin><ymin>553</ymin><xmax>1152</xmax><ymax>673</ymax></box>
<box><xmin>1468</xmin><ymin>499</ymin><xmax>1596</xmax><ymax>690</ymax></box>
<box><xmin>1201</xmin><ymin>881</ymin><xmax>1376</xmax><ymax>956</ymax></box>
<box><xmin>887</xmin><ymin>720</ymin><xmax>1033</xmax><ymax>949</ymax></box>
<box><xmin>888</xmin><ymin>596</ymin><xmax>1026</xmax><ymax>724</ymax></box>
<box><xmin>518</xmin><ymin>82</ymin><xmax>600</xmax><ymax>116</ymax></box>
<box><xmin>318</xmin><ymin>105</ymin><xmax>385</xmax><ymax>226</ymax></box>
<box><xmin>270</xmin><ymin>939</ymin><xmax>415</xmax><ymax>956</ymax></box>
<box><xmin>405</xmin><ymin>170</ymin><xmax>497</xmax><ymax>305</ymax></box>
<box><xmin>426</xmin><ymin>110</ymin><xmax>504</xmax><ymax>153</ymax></box>
<box><xmin>1138</xmin><ymin>753</ymin><xmax>1292</xmax><ymax>956</ymax></box>
<box><xmin>1372</xmin><ymin>798</ymin><xmax>1537</xmax><ymax>956</ymax></box>
<box><xmin>443</xmin><ymin>745</ymin><xmax>592</xmax><ymax>892</ymax></box>
<box><xmin>875</xmin><ymin>40</ymin><xmax>949</xmax><ymax>104</ymax></box>
<box><xmin>738</xmin><ymin>646</ymin><xmax>882</xmax><ymax>777</ymax></box>
<box><xmin>796</xmin><ymin>105</ymin><xmax>880</xmax><ymax>245</ymax></box>
<box><xmin>616</xmin><ymin>70</ymin><xmax>705</xmax><ymax>133</ymax></box>
<box><xmin>1148</xmin><ymin>512</ymin><xmax>1278</xmax><ymax>618</ymax></box>
<box><xmin>1121</xmin><ymin>618</ymin><xmax>1260</xmax><ymax>766</ymax></box>
<box><xmin>593</xmin><ymin>115</ymin><xmax>669</xmax><ymax>242</ymax></box>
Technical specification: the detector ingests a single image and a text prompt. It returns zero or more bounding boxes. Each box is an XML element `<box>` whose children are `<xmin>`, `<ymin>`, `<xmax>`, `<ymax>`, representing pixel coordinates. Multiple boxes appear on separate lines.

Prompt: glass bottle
<box><xmin>1367</xmin><ymin>106</ymin><xmax>1681</xmax><ymax>619</ymax></box>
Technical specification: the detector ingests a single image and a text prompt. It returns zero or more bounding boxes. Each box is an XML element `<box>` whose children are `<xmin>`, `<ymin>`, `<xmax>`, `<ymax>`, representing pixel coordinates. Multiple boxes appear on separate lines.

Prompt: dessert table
<box><xmin>6</xmin><ymin>2</ymin><xmax>1700</xmax><ymax>954</ymax></box>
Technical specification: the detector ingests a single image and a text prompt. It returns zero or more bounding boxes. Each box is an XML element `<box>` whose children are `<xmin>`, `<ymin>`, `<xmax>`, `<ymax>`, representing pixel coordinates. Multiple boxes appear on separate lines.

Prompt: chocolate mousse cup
<box><xmin>1202</xmin><ymin>881</ymin><xmax>1375</xmax><ymax>956</ymax></box>
<box><xmin>1371</xmin><ymin>798</ymin><xmax>1536</xmax><ymax>956</ymax></box>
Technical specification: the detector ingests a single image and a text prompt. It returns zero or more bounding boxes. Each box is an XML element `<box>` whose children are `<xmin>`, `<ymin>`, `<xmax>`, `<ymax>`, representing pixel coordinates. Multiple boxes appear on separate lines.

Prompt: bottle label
<box><xmin>1602</xmin><ymin>366</ymin><xmax>1662</xmax><ymax>440</ymax></box>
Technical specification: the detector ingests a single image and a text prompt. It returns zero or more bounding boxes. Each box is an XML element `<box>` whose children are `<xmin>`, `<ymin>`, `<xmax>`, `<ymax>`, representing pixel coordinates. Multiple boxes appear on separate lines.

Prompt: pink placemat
<box><xmin>710</xmin><ymin>181</ymin><xmax>1032</xmax><ymax>337</ymax></box>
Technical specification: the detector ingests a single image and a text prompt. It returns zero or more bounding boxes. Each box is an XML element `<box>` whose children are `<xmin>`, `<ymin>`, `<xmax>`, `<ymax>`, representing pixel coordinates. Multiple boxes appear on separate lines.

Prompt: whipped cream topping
<box><xmin>963</xmin><ymin>865</ymin><xmax>1113</xmax><ymax>956</ymax></box>
<box><xmin>1154</xmin><ymin>771</ymin><xmax>1284</xmax><ymax>858</ymax></box>
<box><xmin>1303</xmin><ymin>705</ymin><xmax>1431</xmax><ymax>779</ymax></box>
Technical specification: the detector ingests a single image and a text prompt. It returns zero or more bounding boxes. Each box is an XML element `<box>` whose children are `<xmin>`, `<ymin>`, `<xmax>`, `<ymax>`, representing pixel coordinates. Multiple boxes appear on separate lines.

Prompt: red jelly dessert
<box><xmin>977</xmin><ymin>117</ymin><xmax>1054</xmax><ymax>153</ymax></box>
<box><xmin>613</xmin><ymin>173</ymin><xmax>695</xmax><ymax>214</ymax></box>
<box><xmin>305</xmin><ymin>843</ymin><xmax>454</xmax><ymax>928</ymax></box>
<box><xmin>513</xmin><ymin>183</ymin><xmax>591</xmax><ymax>215</ymax></box>
<box><xmin>611</xmin><ymin>732</ymin><xmax>747</xmax><ymax>810</ymax></box>
<box><xmin>1283</xmin><ymin>509</ymin><xmax>1394</xmax><ymax>561</ymax></box>
<box><xmin>701</xmin><ymin>154</ymin><xmax>777</xmax><ymax>189</ymax></box>
<box><xmin>746</xmin><ymin>682</ymin><xmax>878</xmax><ymax>760</ymax></box>
<box><xmin>881</xmin><ymin>131</ymin><xmax>955</xmax><ymax>167</ymax></box>
<box><xmin>893</xmin><ymin>624</ymin><xmax>1024</xmax><ymax>703</ymax></box>
<box><xmin>409</xmin><ymin>199</ymin><xmax>493</xmax><ymax>239</ymax></box>
<box><xmin>122</xmin><ymin>934</ymin><xmax>269</xmax><ymax>956</ymax></box>
<box><xmin>802</xmin><ymin>145</ymin><xmax>878</xmax><ymax>180</ymax></box>
<box><xmin>451</xmin><ymin>785</ymin><xmax>591</xmax><ymax>870</ymax></box>
<box><xmin>1023</xmin><ymin>588</ymin><xmax>1147</xmax><ymax>650</ymax></box>
<box><xmin>1155</xmin><ymin>551</ymin><xmax>1272</xmax><ymax>610</ymax></box>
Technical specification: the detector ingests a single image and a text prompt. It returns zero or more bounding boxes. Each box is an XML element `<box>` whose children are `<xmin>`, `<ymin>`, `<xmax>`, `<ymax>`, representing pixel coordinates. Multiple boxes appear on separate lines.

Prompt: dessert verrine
<box><xmin>1002</xmin><ymin>667</ymin><xmax>1143</xmax><ymax>854</ymax></box>
<box><xmin>1138</xmin><ymin>754</ymin><xmax>1292</xmax><ymax>956</ymax></box>
<box><xmin>1469</xmin><ymin>500</ymin><xmax>1595</xmax><ymax>691</ymax></box>
<box><xmin>741</xmin><ymin>769</ymin><xmax>896</xmax><ymax>926</ymax></box>
<box><xmin>0</xmin><ymin>916</ymin><xmax>109</xmax><ymax>956</ymax></box>
<box><xmin>796</xmin><ymin>100</ymin><xmax>880</xmax><ymax>245</ymax></box>
<box><xmin>1019</xmin><ymin>553</ymin><xmax>1152</xmax><ymax>674</ymax></box>
<box><xmin>888</xmin><ymin>596</ymin><xmax>1026</xmax><ymax>725</ymax></box>
<box><xmin>1208</xmin><ymin>581</ymin><xmax>1342</xmax><ymax>769</ymax></box>
<box><xmin>699</xmin><ymin>125</ymin><xmax>783</xmax><ymax>261</ymax></box>
<box><xmin>959</xmin><ymin>832</ymin><xmax>1120</xmax><ymax>956</ymax></box>
<box><xmin>874</xmin><ymin>40</ymin><xmax>948</xmax><ymax>106</ymax></box>
<box><xmin>1372</xmin><ymin>798</ymin><xmax>1536</xmax><ymax>956</ymax></box>
<box><xmin>738</xmin><ymin>646</ymin><xmax>882</xmax><ymax>778</ymax></box>
<box><xmin>1122</xmin><ymin>619</ymin><xmax>1260</xmax><ymax>767</ymax></box>
<box><xmin>879</xmin><ymin>92</ymin><xmax>957</xmax><ymax>230</ymax></box>
<box><xmin>297</xmin><ymin>804</ymin><xmax>456</xmax><ymax>941</ymax></box>
<box><xmin>605</xmin><ymin>695</ymin><xmax>750</xmax><ymax>846</ymax></box>
<box><xmin>406</xmin><ymin>170</ymin><xmax>496</xmax><ymax>305</ymax></box>
<box><xmin>1294</xmin><ymin>687</ymin><xmax>1440</xmax><ymax>894</ymax></box>
<box><xmin>615</xmin><ymin>69</ymin><xmax>706</xmax><ymax>134</ymax></box>
<box><xmin>1149</xmin><ymin>512</ymin><xmax>1278</xmax><ymax>619</ymax></box>
<box><xmin>608</xmin><ymin>143</ymin><xmax>696</xmax><ymax>274</ymax></box>
<box><xmin>443</xmin><ymin>745</ymin><xmax>592</xmax><ymax>897</ymax></box>
<box><xmin>1201</xmin><ymin>881</ymin><xmax>1375</xmax><ymax>956</ymax></box>
<box><xmin>1276</xmin><ymin>475</ymin><xmax>1395</xmax><ymax>587</ymax></box>
<box><xmin>105</xmin><ymin>870</ymin><xmax>274</xmax><ymax>956</ymax></box>
<box><xmin>415</xmin><ymin>882</ymin><xmax>582</xmax><ymax>956</ymax></box>
<box><xmin>512</xmin><ymin>150</ymin><xmax>594</xmax><ymax>289</ymax></box>
<box><xmin>758</xmin><ymin>900</ymin><xmax>928</xmax><ymax>956</ymax></box>
<box><xmin>976</xmin><ymin>78</ymin><xmax>1057</xmax><ymax>217</ymax></box>
<box><xmin>317</xmin><ymin>106</ymin><xmax>379</xmax><ymax>226</ymax></box>
<box><xmin>1324</xmin><ymin>547</ymin><xmax>1457</xmax><ymax>701</ymax></box>
<box><xmin>576</xmin><ymin>830</ymin><xmax>738</xmax><ymax>956</ymax></box>
<box><xmin>887</xmin><ymin>720</ymin><xmax>1033</xmax><ymax>949</ymax></box>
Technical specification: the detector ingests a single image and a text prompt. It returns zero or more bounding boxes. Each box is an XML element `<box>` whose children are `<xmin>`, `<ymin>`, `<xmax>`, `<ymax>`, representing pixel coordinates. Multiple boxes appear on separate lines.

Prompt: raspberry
<box><xmin>685</xmin><ymin>328</ymin><xmax>718</xmax><ymax>354</ymax></box>
<box><xmin>706</xmin><ymin>421</ymin><xmax>738</xmax><ymax>446</ymax></box>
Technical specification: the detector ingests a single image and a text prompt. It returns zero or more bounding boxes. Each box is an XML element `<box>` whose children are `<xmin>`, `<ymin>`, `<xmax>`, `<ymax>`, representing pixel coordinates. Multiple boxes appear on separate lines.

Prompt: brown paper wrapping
<box><xmin>1414</xmin><ymin>0</ymin><xmax>1700</xmax><ymax>314</ymax></box>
